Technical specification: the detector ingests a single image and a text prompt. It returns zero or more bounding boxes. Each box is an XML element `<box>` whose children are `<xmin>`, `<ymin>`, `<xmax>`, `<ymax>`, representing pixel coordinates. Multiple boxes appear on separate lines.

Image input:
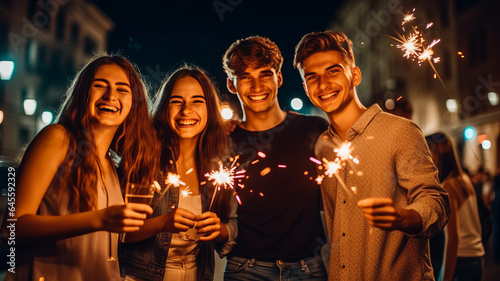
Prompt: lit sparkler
<box><xmin>181</xmin><ymin>186</ymin><xmax>193</xmax><ymax>198</ymax></box>
<box><xmin>205</xmin><ymin>156</ymin><xmax>246</xmax><ymax>210</ymax></box>
<box><xmin>386</xmin><ymin>9</ymin><xmax>453</xmax><ymax>97</ymax></box>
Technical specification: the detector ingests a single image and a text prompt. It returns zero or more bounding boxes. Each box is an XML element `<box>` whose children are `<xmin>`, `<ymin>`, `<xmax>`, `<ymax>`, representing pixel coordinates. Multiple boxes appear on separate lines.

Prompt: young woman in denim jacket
<box><xmin>119</xmin><ymin>65</ymin><xmax>237</xmax><ymax>281</ymax></box>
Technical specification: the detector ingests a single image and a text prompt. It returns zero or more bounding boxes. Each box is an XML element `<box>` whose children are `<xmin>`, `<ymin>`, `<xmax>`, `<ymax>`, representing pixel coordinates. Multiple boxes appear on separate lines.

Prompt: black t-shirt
<box><xmin>228</xmin><ymin>112</ymin><xmax>328</xmax><ymax>261</ymax></box>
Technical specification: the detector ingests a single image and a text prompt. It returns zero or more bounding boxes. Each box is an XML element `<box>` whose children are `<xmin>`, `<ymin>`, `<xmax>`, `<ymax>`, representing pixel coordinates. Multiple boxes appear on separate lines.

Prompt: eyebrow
<box><xmin>93</xmin><ymin>78</ymin><xmax>131</xmax><ymax>88</ymax></box>
<box><xmin>170</xmin><ymin>95</ymin><xmax>206</xmax><ymax>100</ymax></box>
<box><xmin>304</xmin><ymin>64</ymin><xmax>344</xmax><ymax>77</ymax></box>
<box><xmin>240</xmin><ymin>69</ymin><xmax>274</xmax><ymax>76</ymax></box>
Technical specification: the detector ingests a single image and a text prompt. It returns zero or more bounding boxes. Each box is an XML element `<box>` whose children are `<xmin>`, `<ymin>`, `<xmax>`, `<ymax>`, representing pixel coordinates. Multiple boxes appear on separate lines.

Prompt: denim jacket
<box><xmin>119</xmin><ymin>172</ymin><xmax>237</xmax><ymax>281</ymax></box>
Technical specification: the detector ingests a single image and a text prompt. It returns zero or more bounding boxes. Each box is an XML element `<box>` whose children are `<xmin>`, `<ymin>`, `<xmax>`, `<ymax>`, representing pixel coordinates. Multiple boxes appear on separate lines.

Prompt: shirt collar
<box><xmin>328</xmin><ymin>104</ymin><xmax>382</xmax><ymax>141</ymax></box>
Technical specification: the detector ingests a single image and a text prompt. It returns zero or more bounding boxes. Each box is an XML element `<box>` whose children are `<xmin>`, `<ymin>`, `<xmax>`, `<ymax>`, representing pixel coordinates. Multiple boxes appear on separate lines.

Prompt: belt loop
<box><xmin>300</xmin><ymin>259</ymin><xmax>306</xmax><ymax>271</ymax></box>
<box><xmin>248</xmin><ymin>258</ymin><xmax>255</xmax><ymax>267</ymax></box>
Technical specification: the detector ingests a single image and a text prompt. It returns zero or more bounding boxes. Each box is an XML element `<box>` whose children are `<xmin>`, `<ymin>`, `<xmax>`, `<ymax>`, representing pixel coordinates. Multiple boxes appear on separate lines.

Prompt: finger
<box><xmin>176</xmin><ymin>208</ymin><xmax>196</xmax><ymax>220</ymax></box>
<box><xmin>198</xmin><ymin>231</ymin><xmax>220</xmax><ymax>241</ymax></box>
<box><xmin>173</xmin><ymin>222</ymin><xmax>190</xmax><ymax>231</ymax></box>
<box><xmin>360</xmin><ymin>206</ymin><xmax>398</xmax><ymax>216</ymax></box>
<box><xmin>196</xmin><ymin>217</ymin><xmax>220</xmax><ymax>228</ymax></box>
<box><xmin>126</xmin><ymin>203</ymin><xmax>154</xmax><ymax>215</ymax></box>
<box><xmin>197</xmin><ymin>224</ymin><xmax>221</xmax><ymax>234</ymax></box>
<box><xmin>122</xmin><ymin>218</ymin><xmax>147</xmax><ymax>227</ymax></box>
<box><xmin>121</xmin><ymin>226</ymin><xmax>142</xmax><ymax>233</ymax></box>
<box><xmin>196</xmin><ymin>212</ymin><xmax>215</xmax><ymax>221</ymax></box>
<box><xmin>175</xmin><ymin>217</ymin><xmax>195</xmax><ymax>228</ymax></box>
<box><xmin>357</xmin><ymin>197</ymin><xmax>394</xmax><ymax>208</ymax></box>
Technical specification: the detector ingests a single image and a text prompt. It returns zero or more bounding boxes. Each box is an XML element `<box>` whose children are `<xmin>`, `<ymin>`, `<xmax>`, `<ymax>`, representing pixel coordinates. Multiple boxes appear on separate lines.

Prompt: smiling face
<box><xmin>167</xmin><ymin>76</ymin><xmax>208</xmax><ymax>140</ymax></box>
<box><xmin>227</xmin><ymin>66</ymin><xmax>282</xmax><ymax>115</ymax></box>
<box><xmin>88</xmin><ymin>63</ymin><xmax>132</xmax><ymax>128</ymax></box>
<box><xmin>299</xmin><ymin>50</ymin><xmax>361</xmax><ymax>115</ymax></box>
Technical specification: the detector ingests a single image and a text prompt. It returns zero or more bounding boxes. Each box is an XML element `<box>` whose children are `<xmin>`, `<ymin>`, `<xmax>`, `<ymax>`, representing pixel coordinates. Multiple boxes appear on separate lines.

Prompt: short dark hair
<box><xmin>223</xmin><ymin>36</ymin><xmax>283</xmax><ymax>79</ymax></box>
<box><xmin>294</xmin><ymin>31</ymin><xmax>355</xmax><ymax>69</ymax></box>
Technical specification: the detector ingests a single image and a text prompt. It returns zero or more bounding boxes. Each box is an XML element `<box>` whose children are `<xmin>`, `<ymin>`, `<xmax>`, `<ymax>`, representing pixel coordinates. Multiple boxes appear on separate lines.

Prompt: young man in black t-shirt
<box><xmin>222</xmin><ymin>36</ymin><xmax>328</xmax><ymax>280</ymax></box>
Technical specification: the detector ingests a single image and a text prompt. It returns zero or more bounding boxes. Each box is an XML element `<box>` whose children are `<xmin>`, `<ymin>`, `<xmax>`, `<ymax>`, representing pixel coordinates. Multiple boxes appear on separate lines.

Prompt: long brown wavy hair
<box><xmin>152</xmin><ymin>65</ymin><xmax>231</xmax><ymax>220</ymax></box>
<box><xmin>55</xmin><ymin>54</ymin><xmax>159</xmax><ymax>212</ymax></box>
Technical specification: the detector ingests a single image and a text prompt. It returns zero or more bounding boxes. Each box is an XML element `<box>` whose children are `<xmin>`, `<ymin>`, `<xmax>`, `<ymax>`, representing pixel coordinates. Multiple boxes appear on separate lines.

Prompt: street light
<box><xmin>0</xmin><ymin>61</ymin><xmax>15</xmax><ymax>81</ymax></box>
<box><xmin>23</xmin><ymin>99</ymin><xmax>37</xmax><ymax>115</ymax></box>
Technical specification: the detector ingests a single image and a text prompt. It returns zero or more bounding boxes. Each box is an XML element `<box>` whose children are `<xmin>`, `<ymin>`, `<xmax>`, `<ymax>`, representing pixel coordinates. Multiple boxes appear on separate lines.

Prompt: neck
<box><xmin>328</xmin><ymin>92</ymin><xmax>366</xmax><ymax>141</ymax></box>
<box><xmin>241</xmin><ymin>104</ymin><xmax>287</xmax><ymax>131</ymax></box>
<box><xmin>92</xmin><ymin>125</ymin><xmax>119</xmax><ymax>162</ymax></box>
<box><xmin>177</xmin><ymin>137</ymin><xmax>198</xmax><ymax>172</ymax></box>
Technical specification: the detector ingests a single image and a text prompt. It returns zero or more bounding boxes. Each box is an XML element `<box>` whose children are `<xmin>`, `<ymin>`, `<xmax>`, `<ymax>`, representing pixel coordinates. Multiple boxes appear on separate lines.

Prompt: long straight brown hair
<box><xmin>55</xmin><ymin>53</ymin><xmax>159</xmax><ymax>212</ymax></box>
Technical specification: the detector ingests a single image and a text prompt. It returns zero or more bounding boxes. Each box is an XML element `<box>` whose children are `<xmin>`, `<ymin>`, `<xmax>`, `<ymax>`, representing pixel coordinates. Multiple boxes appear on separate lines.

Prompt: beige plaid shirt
<box><xmin>317</xmin><ymin>104</ymin><xmax>450</xmax><ymax>281</ymax></box>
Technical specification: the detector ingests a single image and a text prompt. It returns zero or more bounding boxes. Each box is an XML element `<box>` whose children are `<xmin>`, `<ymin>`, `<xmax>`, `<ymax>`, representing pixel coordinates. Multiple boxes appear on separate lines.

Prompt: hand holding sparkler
<box><xmin>357</xmin><ymin>197</ymin><xmax>422</xmax><ymax>234</ymax></box>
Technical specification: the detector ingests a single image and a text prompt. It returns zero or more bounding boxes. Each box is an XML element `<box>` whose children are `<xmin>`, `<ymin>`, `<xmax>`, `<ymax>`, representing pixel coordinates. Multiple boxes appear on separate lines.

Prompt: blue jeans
<box><xmin>224</xmin><ymin>256</ymin><xmax>327</xmax><ymax>281</ymax></box>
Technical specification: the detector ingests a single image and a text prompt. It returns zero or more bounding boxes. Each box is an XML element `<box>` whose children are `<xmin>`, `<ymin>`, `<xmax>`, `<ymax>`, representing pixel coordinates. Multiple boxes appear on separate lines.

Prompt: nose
<box><xmin>102</xmin><ymin>86</ymin><xmax>118</xmax><ymax>101</ymax></box>
<box><xmin>250</xmin><ymin>79</ymin><xmax>263</xmax><ymax>93</ymax></box>
<box><xmin>181</xmin><ymin>103</ymin><xmax>193</xmax><ymax>115</ymax></box>
<box><xmin>318</xmin><ymin>75</ymin><xmax>331</xmax><ymax>91</ymax></box>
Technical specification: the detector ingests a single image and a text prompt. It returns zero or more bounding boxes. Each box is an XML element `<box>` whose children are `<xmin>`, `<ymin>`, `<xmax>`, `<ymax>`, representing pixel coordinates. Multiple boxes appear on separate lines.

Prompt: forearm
<box><xmin>399</xmin><ymin>208</ymin><xmax>423</xmax><ymax>234</ymax></box>
<box><xmin>16</xmin><ymin>212</ymin><xmax>101</xmax><ymax>246</ymax></box>
<box><xmin>124</xmin><ymin>215</ymin><xmax>165</xmax><ymax>243</ymax></box>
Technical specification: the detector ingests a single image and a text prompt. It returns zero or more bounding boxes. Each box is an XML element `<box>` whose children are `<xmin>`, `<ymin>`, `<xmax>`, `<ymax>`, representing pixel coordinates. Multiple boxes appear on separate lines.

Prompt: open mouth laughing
<box><xmin>97</xmin><ymin>104</ymin><xmax>120</xmax><ymax>113</ymax></box>
<box><xmin>176</xmin><ymin>119</ymin><xmax>199</xmax><ymax>126</ymax></box>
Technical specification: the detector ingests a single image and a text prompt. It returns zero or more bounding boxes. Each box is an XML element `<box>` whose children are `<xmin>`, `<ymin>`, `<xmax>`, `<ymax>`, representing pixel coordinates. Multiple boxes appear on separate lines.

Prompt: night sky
<box><xmin>95</xmin><ymin>0</ymin><xmax>342</xmax><ymax>114</ymax></box>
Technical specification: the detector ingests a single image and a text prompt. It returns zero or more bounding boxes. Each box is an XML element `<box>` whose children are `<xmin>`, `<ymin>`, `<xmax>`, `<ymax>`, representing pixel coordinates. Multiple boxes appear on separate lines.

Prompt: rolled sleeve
<box><xmin>396</xmin><ymin>121</ymin><xmax>450</xmax><ymax>237</ymax></box>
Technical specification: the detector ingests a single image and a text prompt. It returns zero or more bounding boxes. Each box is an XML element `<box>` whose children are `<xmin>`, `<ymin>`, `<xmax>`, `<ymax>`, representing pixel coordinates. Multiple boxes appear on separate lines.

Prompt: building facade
<box><xmin>0</xmin><ymin>0</ymin><xmax>113</xmax><ymax>158</ymax></box>
<box><xmin>330</xmin><ymin>0</ymin><xmax>500</xmax><ymax>175</ymax></box>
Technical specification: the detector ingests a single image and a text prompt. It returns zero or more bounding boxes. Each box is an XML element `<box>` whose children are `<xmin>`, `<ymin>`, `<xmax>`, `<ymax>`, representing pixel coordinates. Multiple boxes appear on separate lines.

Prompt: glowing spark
<box><xmin>257</xmin><ymin>151</ymin><xmax>266</xmax><ymax>158</ymax></box>
<box><xmin>186</xmin><ymin>168</ymin><xmax>193</xmax><ymax>174</ymax></box>
<box><xmin>181</xmin><ymin>187</ymin><xmax>193</xmax><ymax>198</ymax></box>
<box><xmin>401</xmin><ymin>10</ymin><xmax>416</xmax><ymax>25</ymax></box>
<box><xmin>260</xmin><ymin>167</ymin><xmax>271</xmax><ymax>176</ymax></box>
<box><xmin>166</xmin><ymin>172</ymin><xmax>184</xmax><ymax>187</ymax></box>
<box><xmin>351</xmin><ymin>186</ymin><xmax>358</xmax><ymax>194</ymax></box>
<box><xmin>304</xmin><ymin>171</ymin><xmax>309</xmax><ymax>175</ymax></box>
<box><xmin>251</xmin><ymin>160</ymin><xmax>259</xmax><ymax>165</ymax></box>
<box><xmin>315</xmin><ymin>176</ymin><xmax>323</xmax><ymax>185</ymax></box>
<box><xmin>309</xmin><ymin>157</ymin><xmax>322</xmax><ymax>165</ymax></box>
<box><xmin>396</xmin><ymin>96</ymin><xmax>402</xmax><ymax>101</ymax></box>
<box><xmin>323</xmin><ymin>158</ymin><xmax>342</xmax><ymax>177</ymax></box>
<box><xmin>334</xmin><ymin>142</ymin><xmax>354</xmax><ymax>161</ymax></box>
<box><xmin>235</xmin><ymin>194</ymin><xmax>242</xmax><ymax>205</ymax></box>
<box><xmin>259</xmin><ymin>192</ymin><xmax>264</xmax><ymax>197</ymax></box>
<box><xmin>205</xmin><ymin>156</ymin><xmax>246</xmax><ymax>210</ymax></box>
<box><xmin>278</xmin><ymin>164</ymin><xmax>287</xmax><ymax>168</ymax></box>
<box><xmin>426</xmin><ymin>22</ymin><xmax>433</xmax><ymax>29</ymax></box>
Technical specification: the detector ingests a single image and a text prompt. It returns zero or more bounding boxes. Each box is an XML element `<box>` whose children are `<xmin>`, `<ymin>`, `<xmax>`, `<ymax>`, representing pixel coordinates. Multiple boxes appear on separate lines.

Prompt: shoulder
<box><xmin>24</xmin><ymin>124</ymin><xmax>70</xmax><ymax>162</ymax></box>
<box><xmin>287</xmin><ymin>112</ymin><xmax>329</xmax><ymax>131</ymax></box>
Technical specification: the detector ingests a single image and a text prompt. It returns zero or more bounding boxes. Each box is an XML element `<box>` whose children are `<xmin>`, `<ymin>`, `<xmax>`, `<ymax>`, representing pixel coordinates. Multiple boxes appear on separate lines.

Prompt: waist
<box><xmin>228</xmin><ymin>255</ymin><xmax>322</xmax><ymax>267</ymax></box>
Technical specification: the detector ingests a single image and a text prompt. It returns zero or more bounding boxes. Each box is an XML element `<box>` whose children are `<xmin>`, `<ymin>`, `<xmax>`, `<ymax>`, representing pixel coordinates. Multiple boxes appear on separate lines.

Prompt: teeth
<box><xmin>319</xmin><ymin>92</ymin><xmax>338</xmax><ymax>100</ymax></box>
<box><xmin>177</xmin><ymin>119</ymin><xmax>198</xmax><ymax>125</ymax></box>
<box><xmin>97</xmin><ymin>104</ymin><xmax>119</xmax><ymax>112</ymax></box>
<box><xmin>248</xmin><ymin>94</ymin><xmax>268</xmax><ymax>101</ymax></box>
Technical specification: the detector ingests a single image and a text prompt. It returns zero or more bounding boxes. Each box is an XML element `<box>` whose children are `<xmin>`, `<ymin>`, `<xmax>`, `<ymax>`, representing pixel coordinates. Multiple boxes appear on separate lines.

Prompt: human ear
<box><xmin>226</xmin><ymin>78</ymin><xmax>237</xmax><ymax>94</ymax></box>
<box><xmin>352</xmin><ymin>66</ymin><xmax>362</xmax><ymax>87</ymax></box>
<box><xmin>302</xmin><ymin>82</ymin><xmax>310</xmax><ymax>98</ymax></box>
<box><xmin>277</xmin><ymin>71</ymin><xmax>283</xmax><ymax>88</ymax></box>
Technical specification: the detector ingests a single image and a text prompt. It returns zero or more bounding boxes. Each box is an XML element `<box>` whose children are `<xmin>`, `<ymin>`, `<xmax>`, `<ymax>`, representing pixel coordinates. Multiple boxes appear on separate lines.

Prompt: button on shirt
<box><xmin>316</xmin><ymin>104</ymin><xmax>450</xmax><ymax>281</ymax></box>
